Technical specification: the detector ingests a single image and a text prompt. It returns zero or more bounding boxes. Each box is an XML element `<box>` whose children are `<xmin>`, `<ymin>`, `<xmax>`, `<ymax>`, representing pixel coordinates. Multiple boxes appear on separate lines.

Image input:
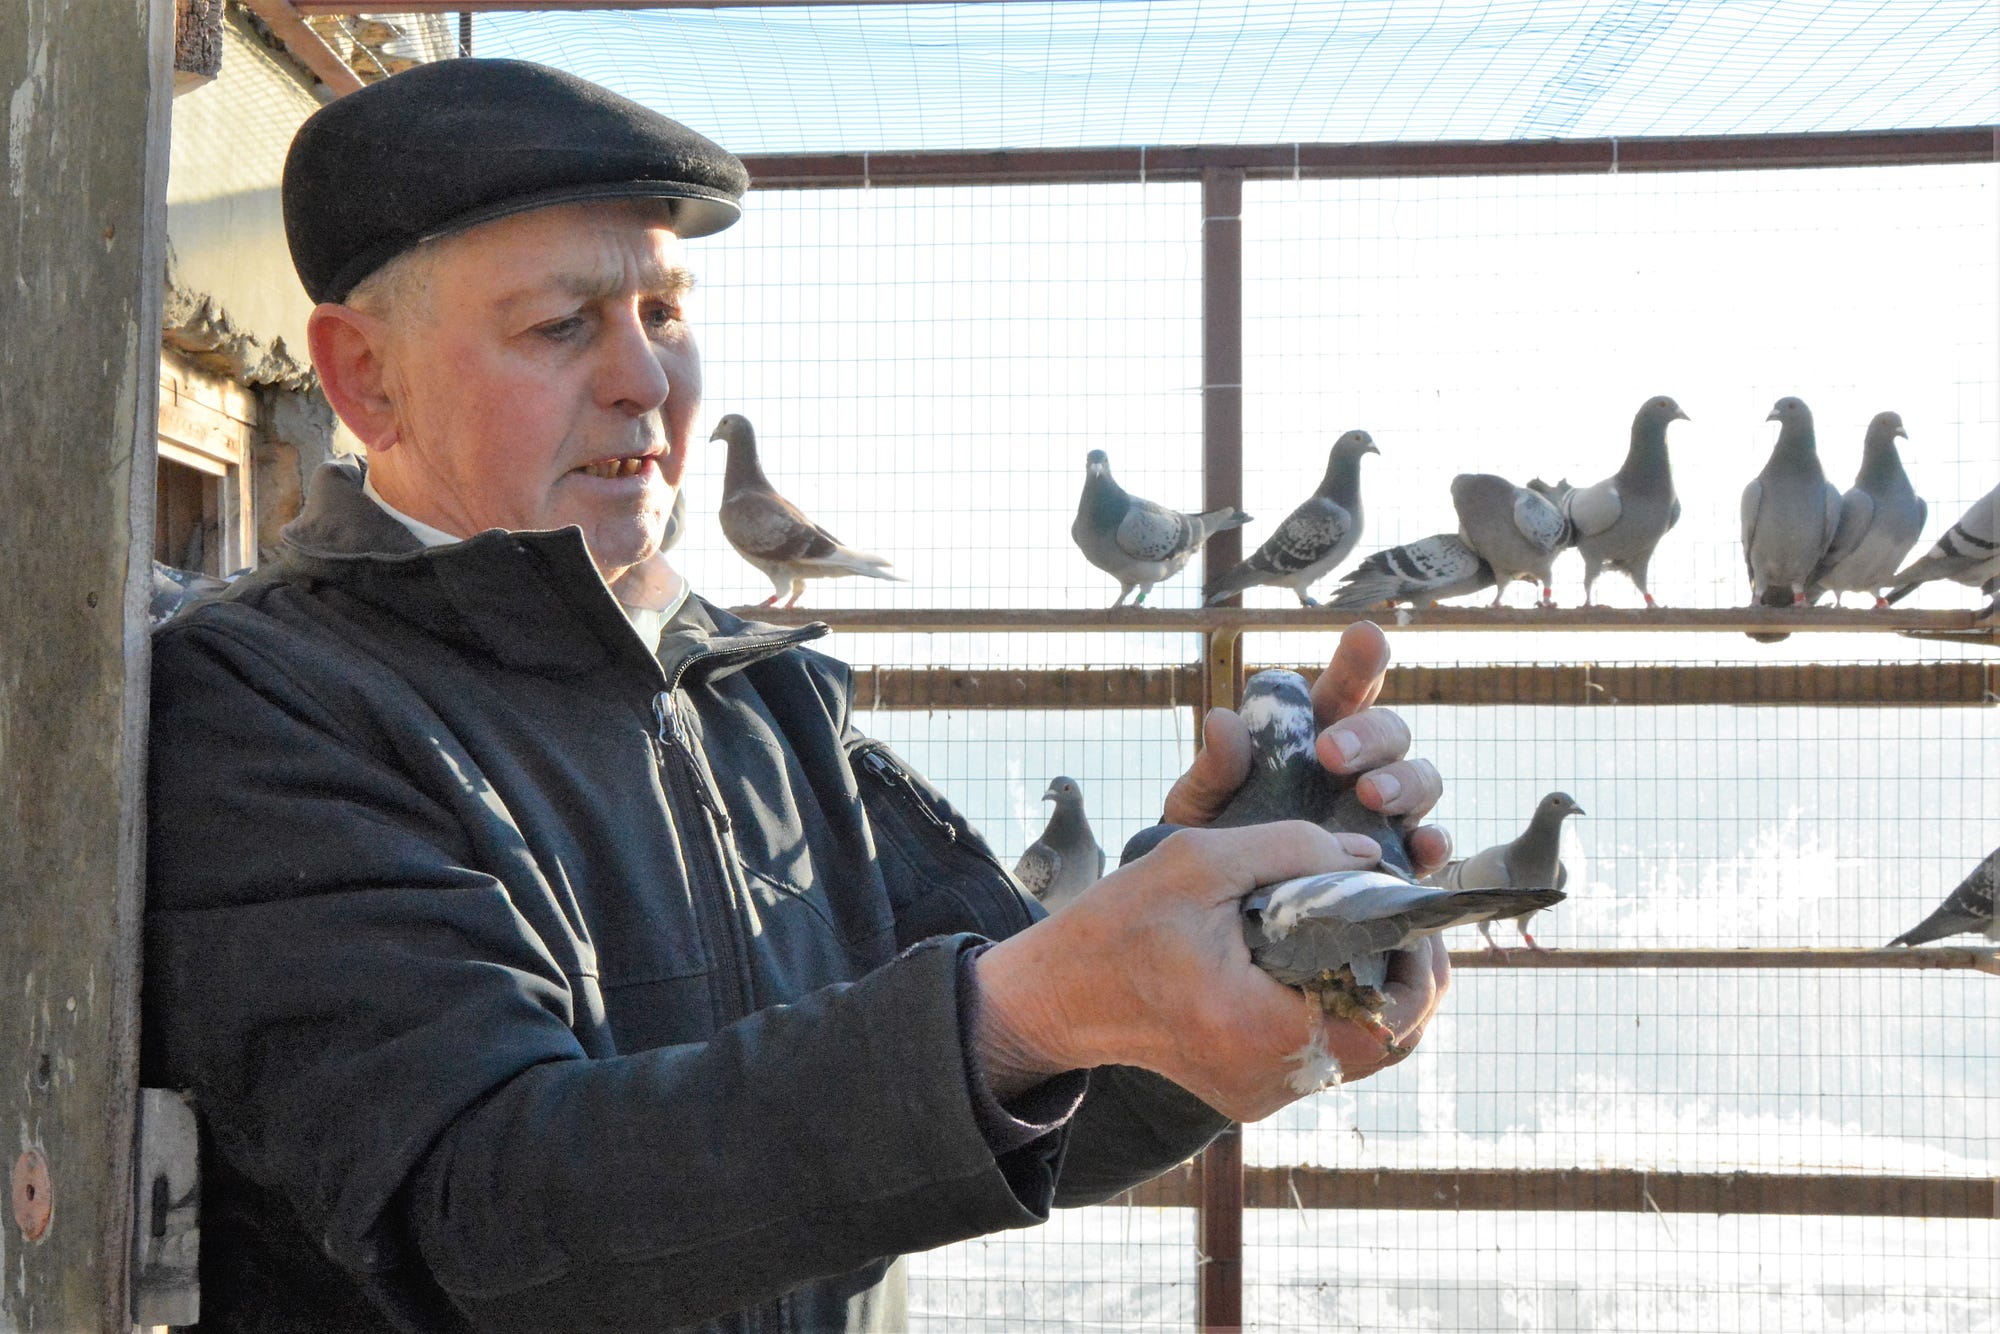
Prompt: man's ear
<box><xmin>307</xmin><ymin>303</ymin><xmax>400</xmax><ymax>452</ymax></box>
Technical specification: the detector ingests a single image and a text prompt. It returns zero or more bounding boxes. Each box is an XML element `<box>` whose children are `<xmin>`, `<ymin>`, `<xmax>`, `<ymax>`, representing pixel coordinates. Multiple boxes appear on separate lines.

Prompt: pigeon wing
<box><xmin>1513</xmin><ymin>486</ymin><xmax>1571</xmax><ymax>555</ymax></box>
<box><xmin>1117</xmin><ymin>497</ymin><xmax>1199</xmax><ymax>562</ymax></box>
<box><xmin>1257</xmin><ymin>497</ymin><xmax>1353</xmax><ymax>575</ymax></box>
<box><xmin>721</xmin><ymin>491</ymin><xmax>842</xmax><ymax>563</ymax></box>
<box><xmin>1013</xmin><ymin>842</ymin><xmax>1060</xmax><ymax>900</ymax></box>
<box><xmin>1566</xmin><ymin>478</ymin><xmax>1623</xmax><ymax>540</ymax></box>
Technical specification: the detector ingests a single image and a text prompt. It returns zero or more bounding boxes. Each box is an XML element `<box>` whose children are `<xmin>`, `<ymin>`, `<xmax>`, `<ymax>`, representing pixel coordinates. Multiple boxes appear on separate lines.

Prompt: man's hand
<box><xmin>1161</xmin><ymin>620</ymin><xmax>1450</xmax><ymax>877</ymax></box>
<box><xmin>972</xmin><ymin>822</ymin><xmax>1453</xmax><ymax>1122</ymax></box>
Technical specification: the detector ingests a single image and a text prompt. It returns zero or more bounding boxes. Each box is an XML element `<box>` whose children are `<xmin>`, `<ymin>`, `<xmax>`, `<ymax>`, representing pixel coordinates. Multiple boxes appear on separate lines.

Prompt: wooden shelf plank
<box><xmin>1447</xmin><ymin>946</ymin><xmax>2000</xmax><ymax>974</ymax></box>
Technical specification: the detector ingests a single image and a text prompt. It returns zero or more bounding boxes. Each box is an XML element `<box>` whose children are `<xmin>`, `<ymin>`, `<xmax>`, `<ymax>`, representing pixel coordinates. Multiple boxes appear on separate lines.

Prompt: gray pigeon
<box><xmin>1741</xmin><ymin>396</ymin><xmax>1842</xmax><ymax>609</ymax></box>
<box><xmin>711</xmin><ymin>414</ymin><xmax>903</xmax><ymax>608</ymax></box>
<box><xmin>1012</xmin><ymin>776</ymin><xmax>1106</xmax><ymax>914</ymax></box>
<box><xmin>1450</xmin><ymin>473</ymin><xmax>1572</xmax><ymax>607</ymax></box>
<box><xmin>1072</xmin><ymin>449</ymin><xmax>1251</xmax><ymax>607</ymax></box>
<box><xmin>1808</xmin><ymin>412</ymin><xmax>1927</xmax><ymax>608</ymax></box>
<box><xmin>1422</xmin><ymin>791</ymin><xmax>1585</xmax><ymax>951</ymax></box>
<box><xmin>1120</xmin><ymin>670</ymin><xmax>1560</xmax><ymax>1086</ymax></box>
<box><xmin>149</xmin><ymin>561</ymin><xmax>234</xmax><ymax>628</ymax></box>
<box><xmin>1324</xmin><ymin>533</ymin><xmax>1496</xmax><ymax>610</ymax></box>
<box><xmin>1884</xmin><ymin>482</ymin><xmax>2000</xmax><ymax>616</ymax></box>
<box><xmin>1204</xmin><ymin>430</ymin><xmax>1377</xmax><ymax>607</ymax></box>
<box><xmin>1888</xmin><ymin>846</ymin><xmax>1998</xmax><ymax>946</ymax></box>
<box><xmin>1527</xmin><ymin>395</ymin><xmax>1687</xmax><ymax>607</ymax></box>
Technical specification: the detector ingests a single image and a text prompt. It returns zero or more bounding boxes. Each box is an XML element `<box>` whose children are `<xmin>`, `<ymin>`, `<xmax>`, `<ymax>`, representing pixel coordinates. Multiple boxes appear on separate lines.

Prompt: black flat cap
<box><xmin>283</xmin><ymin>58</ymin><xmax>747</xmax><ymax>304</ymax></box>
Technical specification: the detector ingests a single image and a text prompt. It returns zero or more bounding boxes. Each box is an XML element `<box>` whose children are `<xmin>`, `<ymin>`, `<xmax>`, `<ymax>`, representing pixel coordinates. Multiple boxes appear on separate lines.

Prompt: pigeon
<box><xmin>1449</xmin><ymin>473</ymin><xmax>1572</xmax><ymax>607</ymax></box>
<box><xmin>1884</xmin><ymin>482</ymin><xmax>2000</xmax><ymax>616</ymax></box>
<box><xmin>1204</xmin><ymin>430</ymin><xmax>1377</xmax><ymax>606</ymax></box>
<box><xmin>1888</xmin><ymin>846</ymin><xmax>1998</xmax><ymax>947</ymax></box>
<box><xmin>1527</xmin><ymin>395</ymin><xmax>1687</xmax><ymax>607</ymax></box>
<box><xmin>711</xmin><ymin>414</ymin><xmax>903</xmax><ymax>608</ymax></box>
<box><xmin>1421</xmin><ymin>791</ymin><xmax>1585</xmax><ymax>952</ymax></box>
<box><xmin>1012</xmin><ymin>776</ymin><xmax>1106</xmax><ymax>914</ymax></box>
<box><xmin>1324</xmin><ymin>533</ymin><xmax>1496</xmax><ymax>610</ymax></box>
<box><xmin>1119</xmin><ymin>670</ymin><xmax>1562</xmax><ymax>1088</ymax></box>
<box><xmin>150</xmin><ymin>560</ymin><xmax>234</xmax><ymax>628</ymax></box>
<box><xmin>1072</xmin><ymin>449</ymin><xmax>1251</xmax><ymax>608</ymax></box>
<box><xmin>1807</xmin><ymin>412</ymin><xmax>1927</xmax><ymax>608</ymax></box>
<box><xmin>1741</xmin><ymin>396</ymin><xmax>1842</xmax><ymax>609</ymax></box>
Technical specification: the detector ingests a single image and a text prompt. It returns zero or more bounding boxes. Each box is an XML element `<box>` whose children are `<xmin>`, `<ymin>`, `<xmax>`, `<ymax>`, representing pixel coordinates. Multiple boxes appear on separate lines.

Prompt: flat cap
<box><xmin>283</xmin><ymin>58</ymin><xmax>747</xmax><ymax>304</ymax></box>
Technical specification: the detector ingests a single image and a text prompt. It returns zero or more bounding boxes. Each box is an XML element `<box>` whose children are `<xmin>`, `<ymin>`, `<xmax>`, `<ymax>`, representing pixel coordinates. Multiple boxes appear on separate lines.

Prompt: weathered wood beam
<box><xmin>1123</xmin><ymin>1165</ymin><xmax>2000</xmax><ymax>1218</ymax></box>
<box><xmin>174</xmin><ymin>0</ymin><xmax>224</xmax><ymax>93</ymax></box>
<box><xmin>240</xmin><ymin>0</ymin><xmax>366</xmax><ymax>95</ymax></box>
<box><xmin>1448</xmin><ymin>947</ymin><xmax>2000</xmax><ymax>975</ymax></box>
<box><xmin>840</xmin><ymin>662</ymin><xmax>2000</xmax><ymax>710</ymax></box>
<box><xmin>738</xmin><ymin>605</ymin><xmax>1997</xmax><ymax>638</ymax></box>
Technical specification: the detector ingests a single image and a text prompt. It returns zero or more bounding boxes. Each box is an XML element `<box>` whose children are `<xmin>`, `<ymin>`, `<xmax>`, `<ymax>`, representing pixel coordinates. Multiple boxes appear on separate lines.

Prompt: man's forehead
<box><xmin>456</xmin><ymin>208</ymin><xmax>694</xmax><ymax>308</ymax></box>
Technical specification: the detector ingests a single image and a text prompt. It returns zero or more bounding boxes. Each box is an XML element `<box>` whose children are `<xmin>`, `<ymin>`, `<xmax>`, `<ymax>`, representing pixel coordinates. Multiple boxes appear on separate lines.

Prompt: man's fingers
<box><xmin>1378</xmin><ymin>937</ymin><xmax>1447</xmax><ymax>1047</ymax></box>
<box><xmin>1353</xmin><ymin>758</ymin><xmax>1444</xmax><ymax>822</ymax></box>
<box><xmin>1160</xmin><ymin>707</ymin><xmax>1250</xmax><ymax>826</ymax></box>
<box><xmin>1315</xmin><ymin>706</ymin><xmax>1412</xmax><ymax>776</ymax></box>
<box><xmin>1406</xmin><ymin>824</ymin><xmax>1454</xmax><ymax>880</ymax></box>
<box><xmin>1309</xmin><ymin>620</ymin><xmax>1391</xmax><ymax>727</ymax></box>
<box><xmin>1144</xmin><ymin>820</ymin><xmax>1379</xmax><ymax>906</ymax></box>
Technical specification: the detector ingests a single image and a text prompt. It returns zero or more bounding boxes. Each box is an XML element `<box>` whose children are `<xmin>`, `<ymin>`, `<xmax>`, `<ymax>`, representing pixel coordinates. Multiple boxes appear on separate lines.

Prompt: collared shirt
<box><xmin>361</xmin><ymin>469</ymin><xmax>688</xmax><ymax>651</ymax></box>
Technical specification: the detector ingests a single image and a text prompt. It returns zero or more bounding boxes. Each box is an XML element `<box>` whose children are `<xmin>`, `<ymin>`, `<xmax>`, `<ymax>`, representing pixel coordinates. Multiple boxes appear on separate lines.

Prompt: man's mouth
<box><xmin>576</xmin><ymin>455</ymin><xmax>654</xmax><ymax>480</ymax></box>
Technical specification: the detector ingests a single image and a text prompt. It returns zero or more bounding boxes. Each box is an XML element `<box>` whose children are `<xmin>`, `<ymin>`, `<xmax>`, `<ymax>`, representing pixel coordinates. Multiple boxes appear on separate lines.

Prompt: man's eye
<box><xmin>537</xmin><ymin>316</ymin><xmax>586</xmax><ymax>341</ymax></box>
<box><xmin>643</xmin><ymin>302</ymin><xmax>682</xmax><ymax>331</ymax></box>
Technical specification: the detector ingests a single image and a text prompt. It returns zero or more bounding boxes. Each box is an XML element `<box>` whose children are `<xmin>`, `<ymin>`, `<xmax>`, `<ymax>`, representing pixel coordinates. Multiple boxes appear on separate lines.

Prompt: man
<box><xmin>143</xmin><ymin>59</ymin><xmax>1451</xmax><ymax>1332</ymax></box>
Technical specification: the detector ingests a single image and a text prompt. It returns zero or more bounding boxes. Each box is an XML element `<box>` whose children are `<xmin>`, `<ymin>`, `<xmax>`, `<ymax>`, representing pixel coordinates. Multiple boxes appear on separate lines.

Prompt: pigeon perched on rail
<box><xmin>1012</xmin><ymin>776</ymin><xmax>1106</xmax><ymax>914</ymax></box>
<box><xmin>1324</xmin><ymin>533</ymin><xmax>1496</xmax><ymax>610</ymax></box>
<box><xmin>711</xmin><ymin>414</ymin><xmax>903</xmax><ymax>608</ymax></box>
<box><xmin>1072</xmin><ymin>449</ymin><xmax>1251</xmax><ymax>608</ymax></box>
<box><xmin>1808</xmin><ymin>412</ymin><xmax>1927</xmax><ymax>608</ymax></box>
<box><xmin>1888</xmin><ymin>846</ymin><xmax>1998</xmax><ymax>947</ymax></box>
<box><xmin>1741</xmin><ymin>396</ymin><xmax>1842</xmax><ymax>610</ymax></box>
<box><xmin>1204</xmin><ymin>430</ymin><xmax>1377</xmax><ymax>607</ymax></box>
<box><xmin>1884</xmin><ymin>481</ymin><xmax>2000</xmax><ymax>617</ymax></box>
<box><xmin>1119</xmin><ymin>670</ymin><xmax>1562</xmax><ymax>1089</ymax></box>
<box><xmin>1422</xmin><ymin>791</ymin><xmax>1585</xmax><ymax>952</ymax></box>
<box><xmin>1450</xmin><ymin>473</ymin><xmax>1572</xmax><ymax>607</ymax></box>
<box><xmin>1527</xmin><ymin>395</ymin><xmax>1687</xmax><ymax>608</ymax></box>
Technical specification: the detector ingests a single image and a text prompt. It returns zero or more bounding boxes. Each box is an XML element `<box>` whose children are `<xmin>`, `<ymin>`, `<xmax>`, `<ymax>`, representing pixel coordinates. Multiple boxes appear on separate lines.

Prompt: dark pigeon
<box><xmin>1884</xmin><ymin>482</ymin><xmax>2000</xmax><ymax>616</ymax></box>
<box><xmin>1204</xmin><ymin>429</ymin><xmax>1377</xmax><ymax>607</ymax></box>
<box><xmin>1888</xmin><ymin>846</ymin><xmax>1998</xmax><ymax>947</ymax></box>
<box><xmin>1809</xmin><ymin>411</ymin><xmax>1927</xmax><ymax>608</ymax></box>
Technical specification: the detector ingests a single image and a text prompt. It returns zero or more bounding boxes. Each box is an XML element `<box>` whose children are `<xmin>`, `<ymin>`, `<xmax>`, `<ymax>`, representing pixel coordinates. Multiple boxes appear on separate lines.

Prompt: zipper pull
<box><xmin>655</xmin><ymin>693</ymin><xmax>732</xmax><ymax>832</ymax></box>
<box><xmin>860</xmin><ymin>747</ymin><xmax>957</xmax><ymax>842</ymax></box>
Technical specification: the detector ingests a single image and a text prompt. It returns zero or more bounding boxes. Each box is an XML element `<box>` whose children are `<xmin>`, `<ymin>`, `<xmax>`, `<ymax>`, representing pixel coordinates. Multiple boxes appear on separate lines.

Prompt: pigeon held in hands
<box><xmin>1527</xmin><ymin>394</ymin><xmax>1687</xmax><ymax>608</ymax></box>
<box><xmin>1884</xmin><ymin>481</ymin><xmax>2000</xmax><ymax>617</ymax></box>
<box><xmin>1012</xmin><ymin>776</ymin><xmax>1106</xmax><ymax>915</ymax></box>
<box><xmin>1204</xmin><ymin>429</ymin><xmax>1377</xmax><ymax>607</ymax></box>
<box><xmin>1072</xmin><ymin>448</ymin><xmax>1251</xmax><ymax>608</ymax></box>
<box><xmin>1120</xmin><ymin>670</ymin><xmax>1561</xmax><ymax>1090</ymax></box>
<box><xmin>1449</xmin><ymin>473</ymin><xmax>1572</xmax><ymax>608</ymax></box>
<box><xmin>1888</xmin><ymin>846</ymin><xmax>1998</xmax><ymax>947</ymax></box>
<box><xmin>1808</xmin><ymin>411</ymin><xmax>1927</xmax><ymax>609</ymax></box>
<box><xmin>711</xmin><ymin>413</ymin><xmax>904</xmax><ymax>608</ymax></box>
<box><xmin>1423</xmin><ymin>791</ymin><xmax>1584</xmax><ymax>952</ymax></box>
<box><xmin>1324</xmin><ymin>533</ymin><xmax>1496</xmax><ymax>610</ymax></box>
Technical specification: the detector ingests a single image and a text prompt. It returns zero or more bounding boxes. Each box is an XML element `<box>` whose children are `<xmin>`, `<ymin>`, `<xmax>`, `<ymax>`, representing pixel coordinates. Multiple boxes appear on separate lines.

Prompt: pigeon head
<box><xmin>1085</xmin><ymin>449</ymin><xmax>1111</xmax><ymax>478</ymax></box>
<box><xmin>1866</xmin><ymin>410</ymin><xmax>1908</xmax><ymax>445</ymax></box>
<box><xmin>709</xmin><ymin>412</ymin><xmax>753</xmax><ymax>445</ymax></box>
<box><xmin>1237</xmin><ymin>670</ymin><xmax>1317</xmax><ymax>770</ymax></box>
<box><xmin>1331</xmin><ymin>429</ymin><xmax>1378</xmax><ymax>461</ymax></box>
<box><xmin>1537</xmin><ymin>791</ymin><xmax>1586</xmax><ymax>820</ymax></box>
<box><xmin>1042</xmin><ymin>776</ymin><xmax>1085</xmax><ymax>807</ymax></box>
<box><xmin>1638</xmin><ymin>396</ymin><xmax>1690</xmax><ymax>428</ymax></box>
<box><xmin>1766</xmin><ymin>397</ymin><xmax>1813</xmax><ymax>430</ymax></box>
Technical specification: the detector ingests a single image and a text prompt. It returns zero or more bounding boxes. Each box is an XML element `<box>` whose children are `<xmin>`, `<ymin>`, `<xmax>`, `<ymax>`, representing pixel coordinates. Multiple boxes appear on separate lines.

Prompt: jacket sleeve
<box><xmin>832</xmin><ymin>700</ymin><xmax>1232</xmax><ymax>1209</ymax></box>
<box><xmin>144</xmin><ymin>618</ymin><xmax>1072</xmax><ymax>1332</ymax></box>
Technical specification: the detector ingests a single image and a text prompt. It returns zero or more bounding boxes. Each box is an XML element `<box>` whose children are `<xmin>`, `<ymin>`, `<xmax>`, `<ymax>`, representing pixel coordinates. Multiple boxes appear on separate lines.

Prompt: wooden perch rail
<box><xmin>1446</xmin><ymin>946</ymin><xmax>2000</xmax><ymax>975</ymax></box>
<box><xmin>1123</xmin><ymin>1164</ymin><xmax>2000</xmax><ymax>1219</ymax></box>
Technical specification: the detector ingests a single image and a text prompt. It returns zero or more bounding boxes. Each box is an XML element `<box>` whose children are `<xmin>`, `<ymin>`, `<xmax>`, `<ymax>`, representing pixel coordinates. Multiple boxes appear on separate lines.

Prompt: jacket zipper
<box><xmin>856</xmin><ymin>746</ymin><xmax>958</xmax><ymax>842</ymax></box>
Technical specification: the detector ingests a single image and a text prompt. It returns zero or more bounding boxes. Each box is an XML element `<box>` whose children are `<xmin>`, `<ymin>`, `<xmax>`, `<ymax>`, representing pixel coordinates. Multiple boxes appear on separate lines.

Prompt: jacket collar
<box><xmin>280</xmin><ymin>461</ymin><xmax>824</xmax><ymax>681</ymax></box>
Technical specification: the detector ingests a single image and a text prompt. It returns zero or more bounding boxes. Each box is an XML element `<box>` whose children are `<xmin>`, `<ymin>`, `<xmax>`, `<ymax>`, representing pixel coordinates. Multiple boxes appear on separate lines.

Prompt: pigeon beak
<box><xmin>1894</xmin><ymin>426</ymin><xmax>1908</xmax><ymax>440</ymax></box>
<box><xmin>1673</xmin><ymin>410</ymin><xmax>1690</xmax><ymax>423</ymax></box>
<box><xmin>1041</xmin><ymin>785</ymin><xmax>1060</xmax><ymax>803</ymax></box>
<box><xmin>1574</xmin><ymin>805</ymin><xmax>1588</xmax><ymax>816</ymax></box>
<box><xmin>1363</xmin><ymin>442</ymin><xmax>1381</xmax><ymax>456</ymax></box>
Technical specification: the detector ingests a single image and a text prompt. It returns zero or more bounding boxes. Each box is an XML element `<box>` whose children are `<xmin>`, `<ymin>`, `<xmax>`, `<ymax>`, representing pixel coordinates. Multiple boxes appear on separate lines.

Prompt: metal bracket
<box><xmin>131</xmin><ymin>1088</ymin><xmax>200</xmax><ymax>1329</ymax></box>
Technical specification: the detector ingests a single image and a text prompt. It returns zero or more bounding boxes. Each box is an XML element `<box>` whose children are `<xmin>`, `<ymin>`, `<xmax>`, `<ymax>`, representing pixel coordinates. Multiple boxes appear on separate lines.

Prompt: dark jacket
<box><xmin>142</xmin><ymin>463</ymin><xmax>1227</xmax><ymax>1333</ymax></box>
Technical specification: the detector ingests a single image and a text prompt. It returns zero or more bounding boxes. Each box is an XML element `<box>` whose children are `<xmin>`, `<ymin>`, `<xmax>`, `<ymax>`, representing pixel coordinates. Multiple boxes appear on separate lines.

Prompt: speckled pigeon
<box><xmin>1012</xmin><ymin>776</ymin><xmax>1106</xmax><ymax>914</ymax></box>
<box><xmin>712</xmin><ymin>414</ymin><xmax>903</xmax><ymax>608</ymax></box>
<box><xmin>1888</xmin><ymin>846</ymin><xmax>1998</xmax><ymax>946</ymax></box>
<box><xmin>1072</xmin><ymin>449</ymin><xmax>1251</xmax><ymax>608</ymax></box>
<box><xmin>1119</xmin><ymin>669</ymin><xmax>1561</xmax><ymax>1088</ymax></box>
<box><xmin>1527</xmin><ymin>395</ymin><xmax>1687</xmax><ymax>608</ymax></box>
<box><xmin>1205</xmin><ymin>430</ymin><xmax>1377</xmax><ymax>607</ymax></box>
<box><xmin>1324</xmin><ymin>533</ymin><xmax>1496</xmax><ymax>610</ymax></box>
<box><xmin>1450</xmin><ymin>473</ymin><xmax>1572</xmax><ymax>607</ymax></box>
<box><xmin>149</xmin><ymin>561</ymin><xmax>234</xmax><ymax>629</ymax></box>
<box><xmin>1884</xmin><ymin>482</ymin><xmax>2000</xmax><ymax>616</ymax></box>
<box><xmin>1741</xmin><ymin>396</ymin><xmax>1842</xmax><ymax>609</ymax></box>
<box><xmin>1808</xmin><ymin>412</ymin><xmax>1927</xmax><ymax>608</ymax></box>
<box><xmin>1422</xmin><ymin>791</ymin><xmax>1584</xmax><ymax>951</ymax></box>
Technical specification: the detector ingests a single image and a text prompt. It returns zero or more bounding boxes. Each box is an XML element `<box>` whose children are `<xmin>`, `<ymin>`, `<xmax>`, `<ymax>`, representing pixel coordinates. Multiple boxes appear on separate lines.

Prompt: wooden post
<box><xmin>1202</xmin><ymin>167</ymin><xmax>1246</xmax><ymax>597</ymax></box>
<box><xmin>0</xmin><ymin>0</ymin><xmax>172</xmax><ymax>1328</ymax></box>
<box><xmin>1196</xmin><ymin>626</ymin><xmax>1245</xmax><ymax>1330</ymax></box>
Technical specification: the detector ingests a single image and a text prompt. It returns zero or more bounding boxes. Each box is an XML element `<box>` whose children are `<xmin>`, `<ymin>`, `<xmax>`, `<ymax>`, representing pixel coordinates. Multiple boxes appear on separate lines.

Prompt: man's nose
<box><xmin>599</xmin><ymin>307</ymin><xmax>672</xmax><ymax>414</ymax></box>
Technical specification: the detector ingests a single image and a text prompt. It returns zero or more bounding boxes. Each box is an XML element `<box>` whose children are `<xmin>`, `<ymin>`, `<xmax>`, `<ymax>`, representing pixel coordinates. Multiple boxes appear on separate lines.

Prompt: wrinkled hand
<box><xmin>1161</xmin><ymin>620</ymin><xmax>1450</xmax><ymax>878</ymax></box>
<box><xmin>972</xmin><ymin>822</ymin><xmax>1453</xmax><ymax>1121</ymax></box>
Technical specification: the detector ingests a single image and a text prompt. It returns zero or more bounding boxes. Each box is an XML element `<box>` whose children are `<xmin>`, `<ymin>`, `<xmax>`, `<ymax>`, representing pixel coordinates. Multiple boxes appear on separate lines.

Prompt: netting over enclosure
<box><xmin>268</xmin><ymin>5</ymin><xmax>1998</xmax><ymax>1330</ymax></box>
